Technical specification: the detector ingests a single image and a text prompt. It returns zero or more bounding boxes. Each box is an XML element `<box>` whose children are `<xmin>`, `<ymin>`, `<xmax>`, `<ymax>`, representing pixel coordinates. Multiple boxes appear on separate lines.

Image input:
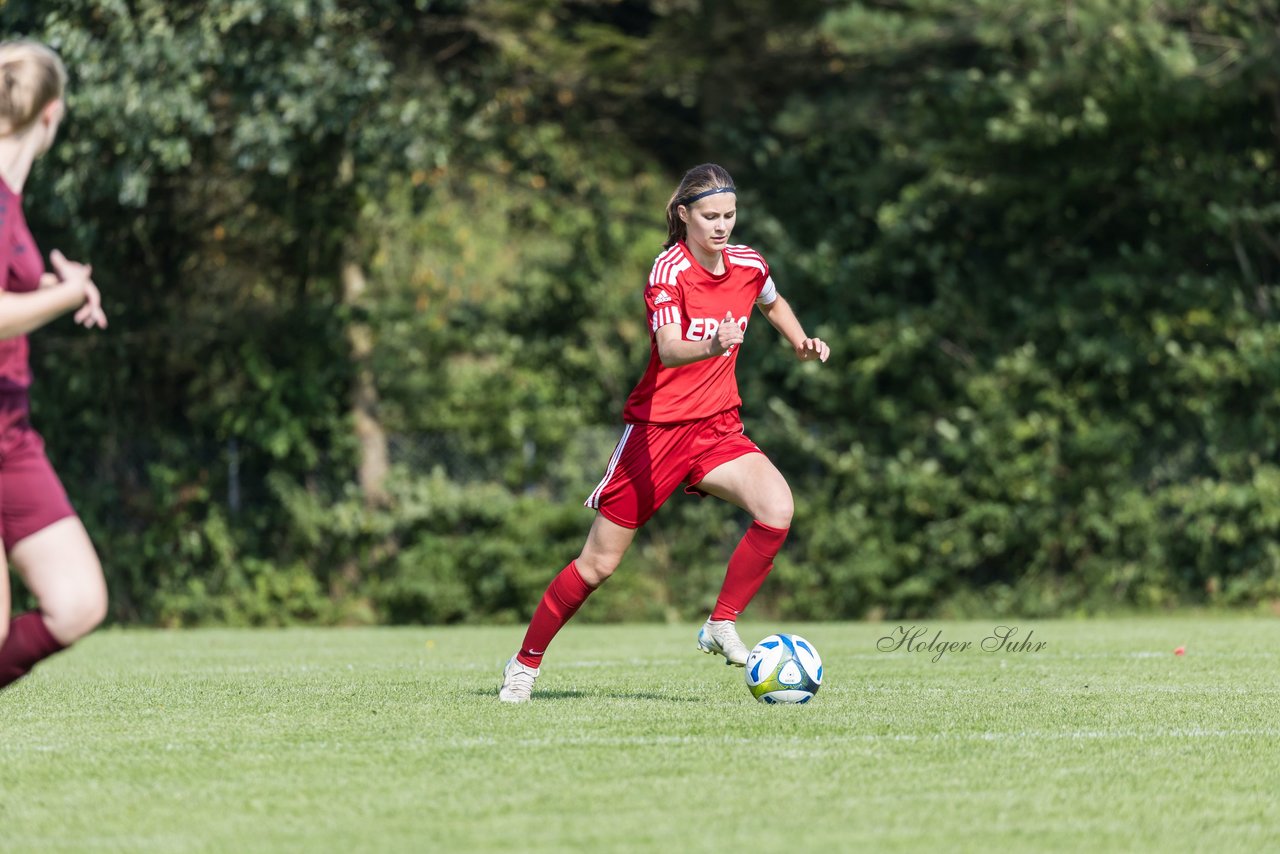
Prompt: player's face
<box><xmin>680</xmin><ymin>194</ymin><xmax>736</xmax><ymax>257</ymax></box>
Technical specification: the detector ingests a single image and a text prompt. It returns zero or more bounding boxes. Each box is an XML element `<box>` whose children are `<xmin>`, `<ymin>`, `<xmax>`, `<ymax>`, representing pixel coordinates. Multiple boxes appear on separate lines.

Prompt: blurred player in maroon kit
<box><xmin>501</xmin><ymin>163</ymin><xmax>829</xmax><ymax>702</ymax></box>
<box><xmin>0</xmin><ymin>41</ymin><xmax>109</xmax><ymax>691</ymax></box>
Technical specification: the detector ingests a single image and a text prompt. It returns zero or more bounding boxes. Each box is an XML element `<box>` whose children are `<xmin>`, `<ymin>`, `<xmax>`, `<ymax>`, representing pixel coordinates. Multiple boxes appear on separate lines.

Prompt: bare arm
<box><xmin>0</xmin><ymin>250</ymin><xmax>105</xmax><ymax>339</ymax></box>
<box><xmin>758</xmin><ymin>295</ymin><xmax>829</xmax><ymax>362</ymax></box>
<box><xmin>0</xmin><ymin>281</ymin><xmax>86</xmax><ymax>338</ymax></box>
<box><xmin>655</xmin><ymin>311</ymin><xmax>744</xmax><ymax>367</ymax></box>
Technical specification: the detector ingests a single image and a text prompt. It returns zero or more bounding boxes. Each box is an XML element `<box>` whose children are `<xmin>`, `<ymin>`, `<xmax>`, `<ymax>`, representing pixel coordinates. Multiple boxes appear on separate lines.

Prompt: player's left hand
<box><xmin>51</xmin><ymin>250</ymin><xmax>108</xmax><ymax>330</ymax></box>
<box><xmin>796</xmin><ymin>338</ymin><xmax>829</xmax><ymax>363</ymax></box>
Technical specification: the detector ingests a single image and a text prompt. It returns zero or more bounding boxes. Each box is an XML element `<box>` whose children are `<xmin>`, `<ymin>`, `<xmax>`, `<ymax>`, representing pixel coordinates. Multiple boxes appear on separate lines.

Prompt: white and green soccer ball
<box><xmin>744</xmin><ymin>633</ymin><xmax>822</xmax><ymax>704</ymax></box>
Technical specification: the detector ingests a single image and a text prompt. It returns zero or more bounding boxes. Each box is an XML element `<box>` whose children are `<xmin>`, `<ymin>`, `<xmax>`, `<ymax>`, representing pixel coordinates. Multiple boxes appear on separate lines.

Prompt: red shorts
<box><xmin>0</xmin><ymin>427</ymin><xmax>76</xmax><ymax>550</ymax></box>
<box><xmin>585</xmin><ymin>409</ymin><xmax>763</xmax><ymax>529</ymax></box>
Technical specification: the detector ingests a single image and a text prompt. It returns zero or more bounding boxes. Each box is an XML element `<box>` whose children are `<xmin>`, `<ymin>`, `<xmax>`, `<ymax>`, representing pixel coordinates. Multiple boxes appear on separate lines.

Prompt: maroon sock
<box><xmin>516</xmin><ymin>562</ymin><xmax>595</xmax><ymax>668</ymax></box>
<box><xmin>711</xmin><ymin>521</ymin><xmax>790</xmax><ymax>621</ymax></box>
<box><xmin>0</xmin><ymin>612</ymin><xmax>67</xmax><ymax>689</ymax></box>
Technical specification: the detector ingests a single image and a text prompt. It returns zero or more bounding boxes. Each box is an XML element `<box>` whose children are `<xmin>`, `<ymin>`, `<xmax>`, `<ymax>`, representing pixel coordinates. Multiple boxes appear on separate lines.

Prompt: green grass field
<box><xmin>2</xmin><ymin>617</ymin><xmax>1279</xmax><ymax>852</ymax></box>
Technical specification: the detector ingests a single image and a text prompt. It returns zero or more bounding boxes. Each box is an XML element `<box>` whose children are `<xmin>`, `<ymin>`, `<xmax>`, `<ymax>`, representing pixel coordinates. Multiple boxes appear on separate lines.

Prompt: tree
<box><xmin>714</xmin><ymin>0</ymin><xmax>1280</xmax><ymax>613</ymax></box>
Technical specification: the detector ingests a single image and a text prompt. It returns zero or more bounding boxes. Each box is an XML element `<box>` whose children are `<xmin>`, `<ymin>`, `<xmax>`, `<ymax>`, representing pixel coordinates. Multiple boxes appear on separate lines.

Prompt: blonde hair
<box><xmin>663</xmin><ymin>163</ymin><xmax>736</xmax><ymax>249</ymax></box>
<box><xmin>0</xmin><ymin>40</ymin><xmax>66</xmax><ymax>137</ymax></box>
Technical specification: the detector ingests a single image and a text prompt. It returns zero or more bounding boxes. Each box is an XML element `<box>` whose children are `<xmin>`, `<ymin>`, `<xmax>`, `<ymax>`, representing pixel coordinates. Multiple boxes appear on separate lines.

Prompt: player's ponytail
<box><xmin>0</xmin><ymin>41</ymin><xmax>66</xmax><ymax>138</ymax></box>
<box><xmin>664</xmin><ymin>163</ymin><xmax>736</xmax><ymax>249</ymax></box>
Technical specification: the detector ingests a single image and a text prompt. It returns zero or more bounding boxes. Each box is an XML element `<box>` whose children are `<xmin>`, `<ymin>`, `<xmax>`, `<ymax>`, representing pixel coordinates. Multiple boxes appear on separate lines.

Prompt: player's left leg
<box><xmin>695</xmin><ymin>452</ymin><xmax>794</xmax><ymax>530</ymax></box>
<box><xmin>691</xmin><ymin>453</ymin><xmax>793</xmax><ymax>665</ymax></box>
<box><xmin>0</xmin><ymin>517</ymin><xmax>107</xmax><ymax>688</ymax></box>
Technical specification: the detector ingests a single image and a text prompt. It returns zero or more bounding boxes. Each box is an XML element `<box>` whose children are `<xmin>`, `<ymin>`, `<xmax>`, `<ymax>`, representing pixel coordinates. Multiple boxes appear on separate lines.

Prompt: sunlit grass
<box><xmin>2</xmin><ymin>618</ymin><xmax>1278</xmax><ymax>852</ymax></box>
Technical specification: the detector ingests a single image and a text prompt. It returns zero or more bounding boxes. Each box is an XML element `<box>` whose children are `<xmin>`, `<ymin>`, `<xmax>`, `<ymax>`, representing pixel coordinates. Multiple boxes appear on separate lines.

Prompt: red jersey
<box><xmin>622</xmin><ymin>241</ymin><xmax>778</xmax><ymax>425</ymax></box>
<box><xmin>0</xmin><ymin>179</ymin><xmax>45</xmax><ymax>432</ymax></box>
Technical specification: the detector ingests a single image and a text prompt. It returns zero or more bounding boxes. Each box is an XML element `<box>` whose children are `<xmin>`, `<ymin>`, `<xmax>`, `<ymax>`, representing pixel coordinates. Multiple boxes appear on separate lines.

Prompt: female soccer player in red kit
<box><xmin>501</xmin><ymin>163</ymin><xmax>829</xmax><ymax>702</ymax></box>
<box><xmin>0</xmin><ymin>41</ymin><xmax>109</xmax><ymax>691</ymax></box>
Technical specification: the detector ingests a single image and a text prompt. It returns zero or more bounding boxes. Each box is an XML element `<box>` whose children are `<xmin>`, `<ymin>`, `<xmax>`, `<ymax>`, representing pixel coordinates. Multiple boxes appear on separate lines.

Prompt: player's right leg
<box><xmin>0</xmin><ymin>431</ymin><xmax>107</xmax><ymax>690</ymax></box>
<box><xmin>0</xmin><ymin>548</ymin><xmax>10</xmax><ymax>650</ymax></box>
<box><xmin>1</xmin><ymin>517</ymin><xmax>107</xmax><ymax>690</ymax></box>
<box><xmin>502</xmin><ymin>422</ymin><xmax>690</xmax><ymax>702</ymax></box>
<box><xmin>10</xmin><ymin>516</ymin><xmax>108</xmax><ymax>644</ymax></box>
<box><xmin>500</xmin><ymin>514</ymin><xmax>637</xmax><ymax>703</ymax></box>
<box><xmin>1</xmin><ymin>464</ymin><xmax>9</xmax><ymax>651</ymax></box>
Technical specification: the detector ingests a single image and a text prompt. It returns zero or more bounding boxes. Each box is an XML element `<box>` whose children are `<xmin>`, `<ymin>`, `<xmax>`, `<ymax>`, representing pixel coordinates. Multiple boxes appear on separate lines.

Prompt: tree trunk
<box><xmin>342</xmin><ymin>258</ymin><xmax>390</xmax><ymax>508</ymax></box>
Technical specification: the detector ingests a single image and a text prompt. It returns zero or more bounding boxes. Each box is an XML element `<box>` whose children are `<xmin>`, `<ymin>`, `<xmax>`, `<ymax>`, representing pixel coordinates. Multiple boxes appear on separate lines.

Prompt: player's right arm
<box><xmin>656</xmin><ymin>313</ymin><xmax>743</xmax><ymax>367</ymax></box>
<box><xmin>644</xmin><ymin>248</ymin><xmax>740</xmax><ymax>367</ymax></box>
<box><xmin>0</xmin><ymin>249</ymin><xmax>101</xmax><ymax>339</ymax></box>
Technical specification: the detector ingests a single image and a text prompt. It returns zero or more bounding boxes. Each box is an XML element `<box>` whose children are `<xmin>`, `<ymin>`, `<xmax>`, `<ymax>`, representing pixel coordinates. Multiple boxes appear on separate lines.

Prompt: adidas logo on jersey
<box><xmin>652</xmin><ymin>290</ymin><xmax>672</xmax><ymax>305</ymax></box>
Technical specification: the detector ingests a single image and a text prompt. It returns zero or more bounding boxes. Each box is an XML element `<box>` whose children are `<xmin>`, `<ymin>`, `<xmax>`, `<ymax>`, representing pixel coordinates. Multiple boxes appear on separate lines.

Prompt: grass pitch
<box><xmin>2</xmin><ymin>617</ymin><xmax>1279</xmax><ymax>852</ymax></box>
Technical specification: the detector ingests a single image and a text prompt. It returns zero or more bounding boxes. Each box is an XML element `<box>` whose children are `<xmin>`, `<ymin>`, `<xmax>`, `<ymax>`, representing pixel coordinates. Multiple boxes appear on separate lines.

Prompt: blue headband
<box><xmin>678</xmin><ymin>186</ymin><xmax>736</xmax><ymax>207</ymax></box>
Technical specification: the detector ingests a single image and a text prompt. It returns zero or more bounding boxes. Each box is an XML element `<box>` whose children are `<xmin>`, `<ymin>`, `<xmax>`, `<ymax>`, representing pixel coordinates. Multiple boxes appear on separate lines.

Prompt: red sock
<box><xmin>516</xmin><ymin>562</ymin><xmax>595</xmax><ymax>668</ymax></box>
<box><xmin>711</xmin><ymin>521</ymin><xmax>789</xmax><ymax>621</ymax></box>
<box><xmin>0</xmin><ymin>612</ymin><xmax>66</xmax><ymax>689</ymax></box>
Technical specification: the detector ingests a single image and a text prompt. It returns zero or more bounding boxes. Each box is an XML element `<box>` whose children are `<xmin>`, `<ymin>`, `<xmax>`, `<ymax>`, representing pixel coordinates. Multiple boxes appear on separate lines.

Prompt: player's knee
<box><xmin>43</xmin><ymin>587</ymin><xmax>107</xmax><ymax>644</ymax></box>
<box><xmin>757</xmin><ymin>493</ymin><xmax>794</xmax><ymax>530</ymax></box>
<box><xmin>575</xmin><ymin>553</ymin><xmax>621</xmax><ymax>587</ymax></box>
<box><xmin>83</xmin><ymin>587</ymin><xmax>109</xmax><ymax>633</ymax></box>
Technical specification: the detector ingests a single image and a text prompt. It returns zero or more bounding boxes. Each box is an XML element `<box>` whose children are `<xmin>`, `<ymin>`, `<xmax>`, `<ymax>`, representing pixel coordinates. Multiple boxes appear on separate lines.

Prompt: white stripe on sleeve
<box><xmin>756</xmin><ymin>275</ymin><xmax>778</xmax><ymax>305</ymax></box>
<box><xmin>652</xmin><ymin>306</ymin><xmax>681</xmax><ymax>331</ymax></box>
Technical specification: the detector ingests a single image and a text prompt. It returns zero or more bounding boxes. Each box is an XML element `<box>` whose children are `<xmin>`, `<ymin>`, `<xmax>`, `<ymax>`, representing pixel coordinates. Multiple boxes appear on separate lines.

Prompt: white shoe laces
<box><xmin>705</xmin><ymin>620</ymin><xmax>749</xmax><ymax>664</ymax></box>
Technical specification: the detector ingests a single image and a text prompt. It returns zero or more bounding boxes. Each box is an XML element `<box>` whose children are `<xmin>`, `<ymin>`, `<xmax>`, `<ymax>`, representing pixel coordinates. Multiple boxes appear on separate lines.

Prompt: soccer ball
<box><xmin>745</xmin><ymin>633</ymin><xmax>822</xmax><ymax>704</ymax></box>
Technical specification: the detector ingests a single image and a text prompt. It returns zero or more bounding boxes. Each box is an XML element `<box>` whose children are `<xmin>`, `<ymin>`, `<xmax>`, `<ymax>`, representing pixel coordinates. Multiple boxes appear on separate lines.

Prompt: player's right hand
<box><xmin>714</xmin><ymin>311</ymin><xmax>744</xmax><ymax>355</ymax></box>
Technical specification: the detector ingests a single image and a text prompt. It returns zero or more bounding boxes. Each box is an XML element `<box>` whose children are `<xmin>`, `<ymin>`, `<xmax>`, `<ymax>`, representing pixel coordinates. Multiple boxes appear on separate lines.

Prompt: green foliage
<box><xmin>4</xmin><ymin>0</ymin><xmax>1279</xmax><ymax>623</ymax></box>
<box><xmin>360</xmin><ymin>147</ymin><xmax>668</xmax><ymax>487</ymax></box>
<box><xmin>726</xmin><ymin>0</ymin><xmax>1280</xmax><ymax>616</ymax></box>
<box><xmin>4</xmin><ymin>0</ymin><xmax>444</xmax><ymax>622</ymax></box>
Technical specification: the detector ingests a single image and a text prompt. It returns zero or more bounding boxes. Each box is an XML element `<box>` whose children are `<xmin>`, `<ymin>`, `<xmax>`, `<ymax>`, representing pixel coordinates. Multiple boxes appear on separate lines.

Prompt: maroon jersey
<box><xmin>622</xmin><ymin>241</ymin><xmax>777</xmax><ymax>425</ymax></box>
<box><xmin>0</xmin><ymin>178</ymin><xmax>46</xmax><ymax>433</ymax></box>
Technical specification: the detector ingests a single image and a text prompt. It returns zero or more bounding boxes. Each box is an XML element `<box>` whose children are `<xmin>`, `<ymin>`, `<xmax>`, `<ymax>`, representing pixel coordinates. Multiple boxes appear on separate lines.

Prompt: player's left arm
<box><xmin>757</xmin><ymin>294</ymin><xmax>829</xmax><ymax>363</ymax></box>
<box><xmin>43</xmin><ymin>252</ymin><xmax>107</xmax><ymax>329</ymax></box>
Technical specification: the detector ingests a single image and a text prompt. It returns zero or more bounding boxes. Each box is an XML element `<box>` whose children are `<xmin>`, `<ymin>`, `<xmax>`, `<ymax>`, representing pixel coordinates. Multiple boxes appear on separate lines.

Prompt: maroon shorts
<box><xmin>0</xmin><ymin>427</ymin><xmax>76</xmax><ymax>550</ymax></box>
<box><xmin>584</xmin><ymin>409</ymin><xmax>763</xmax><ymax>529</ymax></box>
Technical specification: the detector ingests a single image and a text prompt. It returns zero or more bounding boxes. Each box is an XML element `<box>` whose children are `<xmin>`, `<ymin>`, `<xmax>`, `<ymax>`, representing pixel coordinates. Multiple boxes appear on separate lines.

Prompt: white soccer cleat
<box><xmin>499</xmin><ymin>656</ymin><xmax>539</xmax><ymax>703</ymax></box>
<box><xmin>697</xmin><ymin>619</ymin><xmax>750</xmax><ymax>667</ymax></box>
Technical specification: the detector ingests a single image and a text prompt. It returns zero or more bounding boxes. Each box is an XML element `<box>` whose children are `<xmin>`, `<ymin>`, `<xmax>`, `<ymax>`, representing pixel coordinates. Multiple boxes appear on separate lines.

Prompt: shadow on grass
<box><xmin>471</xmin><ymin>688</ymin><xmax>700</xmax><ymax>702</ymax></box>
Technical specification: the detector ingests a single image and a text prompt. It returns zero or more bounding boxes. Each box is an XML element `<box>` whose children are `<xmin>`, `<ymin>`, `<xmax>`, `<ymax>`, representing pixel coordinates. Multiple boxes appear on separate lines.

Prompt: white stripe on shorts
<box><xmin>585</xmin><ymin>424</ymin><xmax>634</xmax><ymax>509</ymax></box>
